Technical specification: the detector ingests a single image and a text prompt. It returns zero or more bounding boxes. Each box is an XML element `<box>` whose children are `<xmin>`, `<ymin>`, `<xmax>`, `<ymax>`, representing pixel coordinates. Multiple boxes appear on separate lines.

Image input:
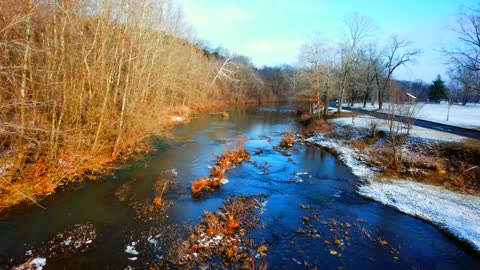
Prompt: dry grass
<box><xmin>191</xmin><ymin>148</ymin><xmax>251</xmax><ymax>195</ymax></box>
<box><xmin>279</xmin><ymin>132</ymin><xmax>296</xmax><ymax>148</ymax></box>
<box><xmin>365</xmin><ymin>141</ymin><xmax>480</xmax><ymax>195</ymax></box>
<box><xmin>349</xmin><ymin>139</ymin><xmax>370</xmax><ymax>150</ymax></box>
<box><xmin>191</xmin><ymin>177</ymin><xmax>222</xmax><ymax>194</ymax></box>
<box><xmin>175</xmin><ymin>195</ymin><xmax>267</xmax><ymax>268</ymax></box>
<box><xmin>328</xmin><ymin>112</ymin><xmax>359</xmax><ymax>119</ymax></box>
<box><xmin>298</xmin><ymin>113</ymin><xmax>312</xmax><ymax>123</ymax></box>
<box><xmin>0</xmin><ymin>0</ymin><xmax>281</xmax><ymax>211</ymax></box>
<box><xmin>302</xmin><ymin>118</ymin><xmax>336</xmax><ymax>135</ymax></box>
<box><xmin>152</xmin><ymin>170</ymin><xmax>176</xmax><ymax>207</ymax></box>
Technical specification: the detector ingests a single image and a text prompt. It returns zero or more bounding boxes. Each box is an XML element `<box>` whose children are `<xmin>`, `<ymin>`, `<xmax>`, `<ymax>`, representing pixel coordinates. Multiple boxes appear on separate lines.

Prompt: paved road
<box><xmin>340</xmin><ymin>106</ymin><xmax>480</xmax><ymax>140</ymax></box>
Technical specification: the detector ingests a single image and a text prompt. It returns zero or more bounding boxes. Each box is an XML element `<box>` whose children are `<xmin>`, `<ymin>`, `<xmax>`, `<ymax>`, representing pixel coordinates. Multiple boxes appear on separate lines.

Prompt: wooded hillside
<box><xmin>0</xmin><ymin>0</ymin><xmax>280</xmax><ymax>209</ymax></box>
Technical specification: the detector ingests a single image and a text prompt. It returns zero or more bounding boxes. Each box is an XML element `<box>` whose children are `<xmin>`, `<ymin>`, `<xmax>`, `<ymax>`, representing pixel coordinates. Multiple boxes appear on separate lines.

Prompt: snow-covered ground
<box><xmin>358</xmin><ymin>180</ymin><xmax>480</xmax><ymax>250</ymax></box>
<box><xmin>415</xmin><ymin>103</ymin><xmax>480</xmax><ymax>129</ymax></box>
<box><xmin>306</xmin><ymin>118</ymin><xmax>480</xmax><ymax>250</ymax></box>
<box><xmin>331</xmin><ymin>115</ymin><xmax>468</xmax><ymax>142</ymax></box>
<box><xmin>349</xmin><ymin>103</ymin><xmax>480</xmax><ymax>129</ymax></box>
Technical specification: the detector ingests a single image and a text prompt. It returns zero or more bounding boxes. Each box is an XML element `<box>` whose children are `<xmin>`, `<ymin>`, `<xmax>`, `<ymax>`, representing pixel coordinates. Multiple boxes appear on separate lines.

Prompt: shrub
<box><xmin>280</xmin><ymin>132</ymin><xmax>296</xmax><ymax>148</ymax></box>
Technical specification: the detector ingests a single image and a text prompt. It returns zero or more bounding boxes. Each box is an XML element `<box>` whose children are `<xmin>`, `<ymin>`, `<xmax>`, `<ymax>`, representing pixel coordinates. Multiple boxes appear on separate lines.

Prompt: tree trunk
<box><xmin>363</xmin><ymin>91</ymin><xmax>370</xmax><ymax>108</ymax></box>
<box><xmin>323</xmin><ymin>74</ymin><xmax>330</xmax><ymax>118</ymax></box>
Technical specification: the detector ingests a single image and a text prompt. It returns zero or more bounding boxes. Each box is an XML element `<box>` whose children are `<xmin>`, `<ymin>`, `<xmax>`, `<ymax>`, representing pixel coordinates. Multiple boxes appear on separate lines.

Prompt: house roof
<box><xmin>405</xmin><ymin>92</ymin><xmax>417</xmax><ymax>99</ymax></box>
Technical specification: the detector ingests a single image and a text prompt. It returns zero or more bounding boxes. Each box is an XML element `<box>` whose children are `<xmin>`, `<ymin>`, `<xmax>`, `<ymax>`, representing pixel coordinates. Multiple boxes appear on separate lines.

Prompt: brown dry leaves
<box><xmin>279</xmin><ymin>132</ymin><xmax>296</xmax><ymax>148</ymax></box>
<box><xmin>175</xmin><ymin>195</ymin><xmax>267</xmax><ymax>269</ymax></box>
<box><xmin>191</xmin><ymin>148</ymin><xmax>251</xmax><ymax>195</ymax></box>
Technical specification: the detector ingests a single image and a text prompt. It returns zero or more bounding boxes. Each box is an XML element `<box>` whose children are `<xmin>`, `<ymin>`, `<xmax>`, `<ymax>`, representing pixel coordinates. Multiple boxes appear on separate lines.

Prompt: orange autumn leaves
<box><xmin>176</xmin><ymin>195</ymin><xmax>266</xmax><ymax>268</ymax></box>
<box><xmin>204</xmin><ymin>210</ymin><xmax>240</xmax><ymax>236</ymax></box>
<box><xmin>191</xmin><ymin>148</ymin><xmax>251</xmax><ymax>195</ymax></box>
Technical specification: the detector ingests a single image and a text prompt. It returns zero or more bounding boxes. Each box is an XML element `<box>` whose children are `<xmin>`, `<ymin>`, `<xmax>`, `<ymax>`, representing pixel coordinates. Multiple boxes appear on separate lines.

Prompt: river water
<box><xmin>0</xmin><ymin>105</ymin><xmax>479</xmax><ymax>269</ymax></box>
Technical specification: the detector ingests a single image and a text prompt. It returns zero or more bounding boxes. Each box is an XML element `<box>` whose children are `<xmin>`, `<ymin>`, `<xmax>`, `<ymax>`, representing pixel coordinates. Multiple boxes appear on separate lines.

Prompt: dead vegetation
<box><xmin>279</xmin><ymin>132</ymin><xmax>296</xmax><ymax>148</ymax></box>
<box><xmin>300</xmin><ymin>117</ymin><xmax>336</xmax><ymax>136</ymax></box>
<box><xmin>405</xmin><ymin>141</ymin><xmax>480</xmax><ymax>194</ymax></box>
<box><xmin>328</xmin><ymin>111</ymin><xmax>359</xmax><ymax>119</ymax></box>
<box><xmin>114</xmin><ymin>169</ymin><xmax>176</xmax><ymax>222</ymax></box>
<box><xmin>175</xmin><ymin>195</ymin><xmax>267</xmax><ymax>269</ymax></box>
<box><xmin>191</xmin><ymin>177</ymin><xmax>223</xmax><ymax>195</ymax></box>
<box><xmin>153</xmin><ymin>170</ymin><xmax>176</xmax><ymax>207</ymax></box>
<box><xmin>191</xmin><ymin>148</ymin><xmax>251</xmax><ymax>195</ymax></box>
<box><xmin>0</xmin><ymin>0</ymin><xmax>280</xmax><ymax>211</ymax></box>
<box><xmin>304</xmin><ymin>111</ymin><xmax>480</xmax><ymax>195</ymax></box>
<box><xmin>364</xmin><ymin>140</ymin><xmax>480</xmax><ymax>195</ymax></box>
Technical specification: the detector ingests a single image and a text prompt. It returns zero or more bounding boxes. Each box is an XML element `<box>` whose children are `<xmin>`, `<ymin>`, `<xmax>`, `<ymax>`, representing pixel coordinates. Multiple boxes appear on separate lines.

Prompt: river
<box><xmin>1</xmin><ymin>105</ymin><xmax>478</xmax><ymax>269</ymax></box>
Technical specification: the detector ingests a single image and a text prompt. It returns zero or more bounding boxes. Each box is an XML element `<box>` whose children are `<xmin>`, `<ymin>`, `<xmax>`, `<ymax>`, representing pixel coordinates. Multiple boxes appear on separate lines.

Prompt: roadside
<box><xmin>348</xmin><ymin>103</ymin><xmax>480</xmax><ymax>129</ymax></box>
<box><xmin>302</xmin><ymin>113</ymin><xmax>480</xmax><ymax>251</ymax></box>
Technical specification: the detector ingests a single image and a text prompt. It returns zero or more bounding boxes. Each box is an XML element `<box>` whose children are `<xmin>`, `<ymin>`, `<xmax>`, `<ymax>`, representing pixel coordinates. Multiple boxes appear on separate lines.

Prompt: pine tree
<box><xmin>428</xmin><ymin>75</ymin><xmax>448</xmax><ymax>102</ymax></box>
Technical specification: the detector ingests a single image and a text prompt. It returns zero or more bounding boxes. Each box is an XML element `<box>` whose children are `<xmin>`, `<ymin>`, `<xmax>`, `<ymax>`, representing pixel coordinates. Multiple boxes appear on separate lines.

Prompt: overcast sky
<box><xmin>179</xmin><ymin>0</ymin><xmax>477</xmax><ymax>82</ymax></box>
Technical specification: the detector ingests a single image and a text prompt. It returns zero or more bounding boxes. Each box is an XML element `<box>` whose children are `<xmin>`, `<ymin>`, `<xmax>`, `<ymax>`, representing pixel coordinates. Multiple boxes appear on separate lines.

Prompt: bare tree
<box><xmin>362</xmin><ymin>44</ymin><xmax>382</xmax><ymax>107</ymax></box>
<box><xmin>337</xmin><ymin>13</ymin><xmax>375</xmax><ymax>113</ymax></box>
<box><xmin>282</xmin><ymin>66</ymin><xmax>303</xmax><ymax>98</ymax></box>
<box><xmin>449</xmin><ymin>65</ymin><xmax>479</xmax><ymax>105</ymax></box>
<box><xmin>378</xmin><ymin>35</ymin><xmax>420</xmax><ymax>110</ymax></box>
<box><xmin>444</xmin><ymin>6</ymin><xmax>480</xmax><ymax>92</ymax></box>
<box><xmin>0</xmin><ymin>0</ymin><xmax>280</xmax><ymax>209</ymax></box>
<box><xmin>386</xmin><ymin>84</ymin><xmax>418</xmax><ymax>168</ymax></box>
<box><xmin>298</xmin><ymin>35</ymin><xmax>338</xmax><ymax>117</ymax></box>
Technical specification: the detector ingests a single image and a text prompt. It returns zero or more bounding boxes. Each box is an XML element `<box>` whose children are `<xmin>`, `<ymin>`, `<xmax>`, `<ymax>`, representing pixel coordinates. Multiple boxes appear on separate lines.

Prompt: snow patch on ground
<box><xmin>125</xmin><ymin>242</ymin><xmax>139</xmax><ymax>256</ymax></box>
<box><xmin>358</xmin><ymin>180</ymin><xmax>480</xmax><ymax>250</ymax></box>
<box><xmin>350</xmin><ymin>103</ymin><xmax>480</xmax><ymax>129</ymax></box>
<box><xmin>331</xmin><ymin>115</ymin><xmax>467</xmax><ymax>142</ymax></box>
<box><xmin>416</xmin><ymin>103</ymin><xmax>480</xmax><ymax>129</ymax></box>
<box><xmin>169</xmin><ymin>168</ymin><xmax>178</xmax><ymax>176</ymax></box>
<box><xmin>170</xmin><ymin>116</ymin><xmax>185</xmax><ymax>122</ymax></box>
<box><xmin>29</xmin><ymin>257</ymin><xmax>47</xmax><ymax>270</ymax></box>
<box><xmin>306</xmin><ymin>122</ymin><xmax>480</xmax><ymax>251</ymax></box>
<box><xmin>305</xmin><ymin>135</ymin><xmax>371</xmax><ymax>179</ymax></box>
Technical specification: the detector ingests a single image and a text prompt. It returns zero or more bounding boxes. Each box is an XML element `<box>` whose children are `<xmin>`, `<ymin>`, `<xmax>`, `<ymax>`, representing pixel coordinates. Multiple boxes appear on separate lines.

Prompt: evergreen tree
<box><xmin>428</xmin><ymin>75</ymin><xmax>448</xmax><ymax>102</ymax></box>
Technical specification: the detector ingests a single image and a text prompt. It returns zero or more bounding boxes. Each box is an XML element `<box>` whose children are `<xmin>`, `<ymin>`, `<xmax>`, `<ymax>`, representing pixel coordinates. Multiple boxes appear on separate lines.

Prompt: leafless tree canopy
<box><xmin>445</xmin><ymin>7</ymin><xmax>480</xmax><ymax>92</ymax></box>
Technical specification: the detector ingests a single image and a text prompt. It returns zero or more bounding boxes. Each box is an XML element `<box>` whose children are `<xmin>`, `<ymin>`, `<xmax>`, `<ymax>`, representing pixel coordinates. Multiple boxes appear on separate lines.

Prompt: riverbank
<box><xmin>0</xmin><ymin>101</ymin><xmax>275</xmax><ymax>213</ymax></box>
<box><xmin>305</xmin><ymin>114</ymin><xmax>480</xmax><ymax>251</ymax></box>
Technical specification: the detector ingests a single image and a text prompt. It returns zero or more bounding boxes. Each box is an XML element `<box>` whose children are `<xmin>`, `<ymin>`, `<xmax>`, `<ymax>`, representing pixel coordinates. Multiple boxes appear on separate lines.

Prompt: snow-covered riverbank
<box><xmin>306</xmin><ymin>116</ymin><xmax>480</xmax><ymax>251</ymax></box>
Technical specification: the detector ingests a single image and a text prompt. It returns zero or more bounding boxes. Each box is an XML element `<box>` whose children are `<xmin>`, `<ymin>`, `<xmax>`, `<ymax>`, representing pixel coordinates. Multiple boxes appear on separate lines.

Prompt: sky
<box><xmin>178</xmin><ymin>0</ymin><xmax>478</xmax><ymax>82</ymax></box>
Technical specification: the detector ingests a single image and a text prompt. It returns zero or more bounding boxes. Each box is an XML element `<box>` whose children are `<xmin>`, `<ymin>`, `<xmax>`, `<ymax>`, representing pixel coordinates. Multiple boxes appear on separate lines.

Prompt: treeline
<box><xmin>289</xmin><ymin>9</ymin><xmax>480</xmax><ymax>112</ymax></box>
<box><xmin>444</xmin><ymin>6</ymin><xmax>480</xmax><ymax>105</ymax></box>
<box><xmin>287</xmin><ymin>14</ymin><xmax>421</xmax><ymax>115</ymax></box>
<box><xmin>0</xmin><ymin>0</ymin><xmax>282</xmax><ymax>209</ymax></box>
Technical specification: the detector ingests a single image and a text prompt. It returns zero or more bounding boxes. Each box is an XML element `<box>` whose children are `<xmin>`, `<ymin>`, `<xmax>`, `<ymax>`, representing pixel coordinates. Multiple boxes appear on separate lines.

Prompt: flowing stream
<box><xmin>1</xmin><ymin>105</ymin><xmax>479</xmax><ymax>269</ymax></box>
